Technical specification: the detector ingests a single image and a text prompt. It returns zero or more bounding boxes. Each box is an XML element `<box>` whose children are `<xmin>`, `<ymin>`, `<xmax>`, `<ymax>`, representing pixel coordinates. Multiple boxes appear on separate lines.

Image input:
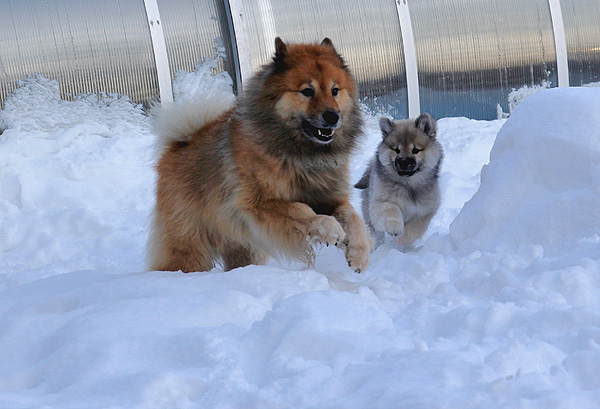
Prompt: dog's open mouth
<box><xmin>396</xmin><ymin>166</ymin><xmax>420</xmax><ymax>177</ymax></box>
<box><xmin>301</xmin><ymin>120</ymin><xmax>335</xmax><ymax>144</ymax></box>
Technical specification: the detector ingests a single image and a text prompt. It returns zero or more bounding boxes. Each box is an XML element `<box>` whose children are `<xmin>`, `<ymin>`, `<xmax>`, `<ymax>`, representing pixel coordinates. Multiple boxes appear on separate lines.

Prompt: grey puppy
<box><xmin>355</xmin><ymin>113</ymin><xmax>443</xmax><ymax>248</ymax></box>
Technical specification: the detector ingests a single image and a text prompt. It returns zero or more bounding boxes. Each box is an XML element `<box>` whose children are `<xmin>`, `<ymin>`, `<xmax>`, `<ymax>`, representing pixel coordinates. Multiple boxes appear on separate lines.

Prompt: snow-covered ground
<box><xmin>1</xmin><ymin>66</ymin><xmax>599</xmax><ymax>408</ymax></box>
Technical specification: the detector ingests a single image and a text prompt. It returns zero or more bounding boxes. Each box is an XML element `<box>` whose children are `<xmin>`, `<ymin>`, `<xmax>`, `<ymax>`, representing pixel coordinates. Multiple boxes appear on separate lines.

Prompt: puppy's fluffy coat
<box><xmin>355</xmin><ymin>113</ymin><xmax>443</xmax><ymax>248</ymax></box>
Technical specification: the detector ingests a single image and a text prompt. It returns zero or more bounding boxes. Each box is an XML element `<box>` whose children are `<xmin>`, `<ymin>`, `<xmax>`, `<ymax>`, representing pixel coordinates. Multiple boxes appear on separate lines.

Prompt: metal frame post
<box><xmin>395</xmin><ymin>0</ymin><xmax>420</xmax><ymax>118</ymax></box>
<box><xmin>143</xmin><ymin>0</ymin><xmax>173</xmax><ymax>104</ymax></box>
<box><xmin>548</xmin><ymin>0</ymin><xmax>569</xmax><ymax>87</ymax></box>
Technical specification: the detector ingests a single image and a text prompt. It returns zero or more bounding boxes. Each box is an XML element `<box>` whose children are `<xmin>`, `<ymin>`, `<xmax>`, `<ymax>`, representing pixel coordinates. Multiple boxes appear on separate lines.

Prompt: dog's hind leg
<box><xmin>222</xmin><ymin>244</ymin><xmax>268</xmax><ymax>271</ymax></box>
<box><xmin>148</xmin><ymin>222</ymin><xmax>215</xmax><ymax>272</ymax></box>
<box><xmin>155</xmin><ymin>240</ymin><xmax>215</xmax><ymax>273</ymax></box>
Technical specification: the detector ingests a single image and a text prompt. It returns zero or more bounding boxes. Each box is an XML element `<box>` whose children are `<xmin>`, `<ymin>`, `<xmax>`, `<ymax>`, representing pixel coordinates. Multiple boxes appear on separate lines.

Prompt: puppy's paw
<box><xmin>344</xmin><ymin>235</ymin><xmax>371</xmax><ymax>274</ymax></box>
<box><xmin>384</xmin><ymin>218</ymin><xmax>404</xmax><ymax>237</ymax></box>
<box><xmin>395</xmin><ymin>232</ymin><xmax>417</xmax><ymax>248</ymax></box>
<box><xmin>307</xmin><ymin>215</ymin><xmax>346</xmax><ymax>247</ymax></box>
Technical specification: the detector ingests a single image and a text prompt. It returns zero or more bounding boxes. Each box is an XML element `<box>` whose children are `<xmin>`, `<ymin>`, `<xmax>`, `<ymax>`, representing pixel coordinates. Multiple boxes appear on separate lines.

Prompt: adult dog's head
<box><xmin>243</xmin><ymin>37</ymin><xmax>362</xmax><ymax>152</ymax></box>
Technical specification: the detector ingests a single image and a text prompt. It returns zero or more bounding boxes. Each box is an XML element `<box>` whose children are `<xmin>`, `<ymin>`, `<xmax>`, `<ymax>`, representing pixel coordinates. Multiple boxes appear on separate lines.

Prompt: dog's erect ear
<box><xmin>275</xmin><ymin>37</ymin><xmax>287</xmax><ymax>56</ymax></box>
<box><xmin>379</xmin><ymin>117</ymin><xmax>395</xmax><ymax>138</ymax></box>
<box><xmin>320</xmin><ymin>38</ymin><xmax>348</xmax><ymax>70</ymax></box>
<box><xmin>273</xmin><ymin>37</ymin><xmax>288</xmax><ymax>71</ymax></box>
<box><xmin>321</xmin><ymin>38</ymin><xmax>335</xmax><ymax>49</ymax></box>
<box><xmin>415</xmin><ymin>112</ymin><xmax>437</xmax><ymax>139</ymax></box>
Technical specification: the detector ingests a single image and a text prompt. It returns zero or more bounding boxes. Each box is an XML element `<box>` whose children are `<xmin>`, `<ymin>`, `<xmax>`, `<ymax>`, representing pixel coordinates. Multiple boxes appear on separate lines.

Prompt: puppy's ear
<box><xmin>379</xmin><ymin>117</ymin><xmax>395</xmax><ymax>138</ymax></box>
<box><xmin>273</xmin><ymin>37</ymin><xmax>288</xmax><ymax>72</ymax></box>
<box><xmin>415</xmin><ymin>113</ymin><xmax>437</xmax><ymax>139</ymax></box>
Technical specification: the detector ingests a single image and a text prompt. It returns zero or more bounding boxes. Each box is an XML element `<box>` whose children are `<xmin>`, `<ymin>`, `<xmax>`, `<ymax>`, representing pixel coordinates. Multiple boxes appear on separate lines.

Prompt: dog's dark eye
<box><xmin>394</xmin><ymin>147</ymin><xmax>401</xmax><ymax>154</ymax></box>
<box><xmin>300</xmin><ymin>88</ymin><xmax>315</xmax><ymax>97</ymax></box>
<box><xmin>412</xmin><ymin>147</ymin><xmax>421</xmax><ymax>154</ymax></box>
<box><xmin>332</xmin><ymin>87</ymin><xmax>339</xmax><ymax>96</ymax></box>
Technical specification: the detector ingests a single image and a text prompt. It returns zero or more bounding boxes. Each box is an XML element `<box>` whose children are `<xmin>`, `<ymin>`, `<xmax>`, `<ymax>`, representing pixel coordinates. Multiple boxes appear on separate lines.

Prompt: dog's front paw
<box><xmin>307</xmin><ymin>215</ymin><xmax>346</xmax><ymax>246</ymax></box>
<box><xmin>384</xmin><ymin>218</ymin><xmax>404</xmax><ymax>237</ymax></box>
<box><xmin>344</xmin><ymin>234</ymin><xmax>372</xmax><ymax>274</ymax></box>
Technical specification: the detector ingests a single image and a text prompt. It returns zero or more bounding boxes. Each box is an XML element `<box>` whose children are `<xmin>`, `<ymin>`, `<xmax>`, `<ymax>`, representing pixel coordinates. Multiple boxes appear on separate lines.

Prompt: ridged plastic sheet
<box><xmin>561</xmin><ymin>0</ymin><xmax>600</xmax><ymax>86</ymax></box>
<box><xmin>410</xmin><ymin>0</ymin><xmax>557</xmax><ymax>119</ymax></box>
<box><xmin>1</xmin><ymin>0</ymin><xmax>600</xmax><ymax>119</ymax></box>
<box><xmin>0</xmin><ymin>0</ymin><xmax>158</xmax><ymax>106</ymax></box>
<box><xmin>239</xmin><ymin>0</ymin><xmax>409</xmax><ymax>118</ymax></box>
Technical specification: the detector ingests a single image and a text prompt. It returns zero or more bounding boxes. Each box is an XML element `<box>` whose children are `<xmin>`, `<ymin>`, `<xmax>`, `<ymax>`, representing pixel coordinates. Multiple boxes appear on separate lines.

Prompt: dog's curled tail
<box><xmin>354</xmin><ymin>166</ymin><xmax>371</xmax><ymax>189</ymax></box>
<box><xmin>151</xmin><ymin>91</ymin><xmax>236</xmax><ymax>155</ymax></box>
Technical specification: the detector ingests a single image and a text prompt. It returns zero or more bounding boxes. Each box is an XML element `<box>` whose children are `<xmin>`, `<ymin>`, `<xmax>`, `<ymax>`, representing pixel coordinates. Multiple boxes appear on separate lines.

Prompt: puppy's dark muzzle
<box><xmin>394</xmin><ymin>157</ymin><xmax>417</xmax><ymax>177</ymax></box>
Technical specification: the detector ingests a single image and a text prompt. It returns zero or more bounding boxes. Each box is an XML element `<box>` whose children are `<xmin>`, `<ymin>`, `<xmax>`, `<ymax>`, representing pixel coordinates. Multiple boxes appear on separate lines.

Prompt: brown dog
<box><xmin>147</xmin><ymin>37</ymin><xmax>372</xmax><ymax>273</ymax></box>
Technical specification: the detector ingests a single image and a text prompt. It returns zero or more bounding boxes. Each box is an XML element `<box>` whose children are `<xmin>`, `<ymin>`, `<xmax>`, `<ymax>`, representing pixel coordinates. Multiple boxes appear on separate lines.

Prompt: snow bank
<box><xmin>450</xmin><ymin>87</ymin><xmax>600</xmax><ymax>257</ymax></box>
<box><xmin>0</xmin><ymin>76</ymin><xmax>154</xmax><ymax>288</ymax></box>
<box><xmin>1</xmin><ymin>69</ymin><xmax>599</xmax><ymax>409</ymax></box>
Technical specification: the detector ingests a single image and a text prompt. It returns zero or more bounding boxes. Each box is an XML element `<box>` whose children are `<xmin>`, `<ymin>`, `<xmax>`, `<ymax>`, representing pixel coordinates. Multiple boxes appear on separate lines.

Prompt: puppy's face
<box><xmin>377</xmin><ymin>113</ymin><xmax>439</xmax><ymax>178</ymax></box>
<box><xmin>270</xmin><ymin>38</ymin><xmax>358</xmax><ymax>145</ymax></box>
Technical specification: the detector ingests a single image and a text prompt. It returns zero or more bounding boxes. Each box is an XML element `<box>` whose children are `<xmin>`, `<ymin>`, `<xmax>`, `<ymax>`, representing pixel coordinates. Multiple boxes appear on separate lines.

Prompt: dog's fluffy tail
<box><xmin>151</xmin><ymin>91</ymin><xmax>236</xmax><ymax>155</ymax></box>
<box><xmin>354</xmin><ymin>164</ymin><xmax>371</xmax><ymax>189</ymax></box>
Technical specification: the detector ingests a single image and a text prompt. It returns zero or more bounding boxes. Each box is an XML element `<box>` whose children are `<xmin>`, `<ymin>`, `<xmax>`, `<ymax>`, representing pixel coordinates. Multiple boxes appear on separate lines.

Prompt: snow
<box><xmin>1</xmin><ymin>66</ymin><xmax>599</xmax><ymax>408</ymax></box>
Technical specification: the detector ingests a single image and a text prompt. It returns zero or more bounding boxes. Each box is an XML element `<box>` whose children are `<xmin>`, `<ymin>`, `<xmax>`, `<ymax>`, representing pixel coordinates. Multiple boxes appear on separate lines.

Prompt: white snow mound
<box><xmin>450</xmin><ymin>87</ymin><xmax>600</xmax><ymax>256</ymax></box>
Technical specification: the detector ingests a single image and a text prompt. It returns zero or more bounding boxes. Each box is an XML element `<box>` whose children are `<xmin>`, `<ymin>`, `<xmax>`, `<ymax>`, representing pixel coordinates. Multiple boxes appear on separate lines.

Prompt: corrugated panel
<box><xmin>157</xmin><ymin>0</ymin><xmax>238</xmax><ymax>93</ymax></box>
<box><xmin>1</xmin><ymin>0</ymin><xmax>599</xmax><ymax>119</ymax></box>
<box><xmin>561</xmin><ymin>0</ymin><xmax>600</xmax><ymax>86</ymax></box>
<box><xmin>239</xmin><ymin>0</ymin><xmax>408</xmax><ymax>119</ymax></box>
<box><xmin>410</xmin><ymin>0</ymin><xmax>558</xmax><ymax>119</ymax></box>
<box><xmin>0</xmin><ymin>0</ymin><xmax>158</xmax><ymax>106</ymax></box>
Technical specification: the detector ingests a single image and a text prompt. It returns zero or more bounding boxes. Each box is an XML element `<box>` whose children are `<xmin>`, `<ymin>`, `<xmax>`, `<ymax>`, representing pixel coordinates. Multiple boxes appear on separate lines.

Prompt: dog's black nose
<box><xmin>322</xmin><ymin>111</ymin><xmax>340</xmax><ymax>126</ymax></box>
<box><xmin>395</xmin><ymin>157</ymin><xmax>416</xmax><ymax>172</ymax></box>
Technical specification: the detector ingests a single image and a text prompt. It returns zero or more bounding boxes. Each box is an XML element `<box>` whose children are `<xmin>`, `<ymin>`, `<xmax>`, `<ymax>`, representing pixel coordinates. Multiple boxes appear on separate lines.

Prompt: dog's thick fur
<box><xmin>355</xmin><ymin>113</ymin><xmax>443</xmax><ymax>248</ymax></box>
<box><xmin>147</xmin><ymin>38</ymin><xmax>372</xmax><ymax>273</ymax></box>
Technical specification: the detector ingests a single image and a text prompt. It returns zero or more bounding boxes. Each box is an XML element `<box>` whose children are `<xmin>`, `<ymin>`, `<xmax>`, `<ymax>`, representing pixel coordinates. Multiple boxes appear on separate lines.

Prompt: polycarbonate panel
<box><xmin>158</xmin><ymin>0</ymin><xmax>239</xmax><ymax>93</ymax></box>
<box><xmin>239</xmin><ymin>0</ymin><xmax>408</xmax><ymax>118</ymax></box>
<box><xmin>2</xmin><ymin>0</ymin><xmax>600</xmax><ymax>119</ymax></box>
<box><xmin>0</xmin><ymin>0</ymin><xmax>158</xmax><ymax>106</ymax></box>
<box><xmin>411</xmin><ymin>0</ymin><xmax>558</xmax><ymax>120</ymax></box>
<box><xmin>561</xmin><ymin>0</ymin><xmax>600</xmax><ymax>86</ymax></box>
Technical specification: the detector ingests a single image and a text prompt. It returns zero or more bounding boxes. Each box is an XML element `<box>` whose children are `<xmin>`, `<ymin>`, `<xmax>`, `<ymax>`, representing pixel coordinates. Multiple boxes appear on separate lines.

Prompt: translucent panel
<box><xmin>0</xmin><ymin>0</ymin><xmax>157</xmax><ymax>106</ymax></box>
<box><xmin>411</xmin><ymin>0</ymin><xmax>557</xmax><ymax>119</ymax></box>
<box><xmin>1</xmin><ymin>0</ymin><xmax>599</xmax><ymax>119</ymax></box>
<box><xmin>239</xmin><ymin>0</ymin><xmax>408</xmax><ymax>118</ymax></box>
<box><xmin>157</xmin><ymin>0</ymin><xmax>238</xmax><ymax>93</ymax></box>
<box><xmin>561</xmin><ymin>0</ymin><xmax>600</xmax><ymax>86</ymax></box>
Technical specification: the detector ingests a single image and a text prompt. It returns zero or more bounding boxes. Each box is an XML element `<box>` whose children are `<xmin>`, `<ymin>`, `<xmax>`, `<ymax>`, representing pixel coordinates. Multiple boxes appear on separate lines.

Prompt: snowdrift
<box><xmin>1</xmin><ymin>70</ymin><xmax>599</xmax><ymax>408</ymax></box>
<box><xmin>450</xmin><ymin>87</ymin><xmax>600</xmax><ymax>256</ymax></box>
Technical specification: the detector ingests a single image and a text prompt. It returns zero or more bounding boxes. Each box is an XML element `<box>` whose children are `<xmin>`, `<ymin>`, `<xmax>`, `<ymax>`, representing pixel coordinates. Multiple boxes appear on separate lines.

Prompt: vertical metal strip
<box><xmin>395</xmin><ymin>0</ymin><xmax>420</xmax><ymax>118</ymax></box>
<box><xmin>143</xmin><ymin>0</ymin><xmax>173</xmax><ymax>104</ymax></box>
<box><xmin>222</xmin><ymin>0</ymin><xmax>243</xmax><ymax>95</ymax></box>
<box><xmin>225</xmin><ymin>0</ymin><xmax>253</xmax><ymax>92</ymax></box>
<box><xmin>548</xmin><ymin>0</ymin><xmax>569</xmax><ymax>87</ymax></box>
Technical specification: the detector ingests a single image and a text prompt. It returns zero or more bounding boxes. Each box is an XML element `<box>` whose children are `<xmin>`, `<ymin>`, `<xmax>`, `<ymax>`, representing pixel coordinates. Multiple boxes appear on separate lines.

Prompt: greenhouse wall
<box><xmin>1</xmin><ymin>0</ymin><xmax>598</xmax><ymax>119</ymax></box>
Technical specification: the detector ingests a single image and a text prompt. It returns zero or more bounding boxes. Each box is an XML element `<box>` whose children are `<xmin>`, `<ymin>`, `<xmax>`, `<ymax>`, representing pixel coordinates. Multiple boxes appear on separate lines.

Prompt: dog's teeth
<box><xmin>316</xmin><ymin>129</ymin><xmax>335</xmax><ymax>138</ymax></box>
